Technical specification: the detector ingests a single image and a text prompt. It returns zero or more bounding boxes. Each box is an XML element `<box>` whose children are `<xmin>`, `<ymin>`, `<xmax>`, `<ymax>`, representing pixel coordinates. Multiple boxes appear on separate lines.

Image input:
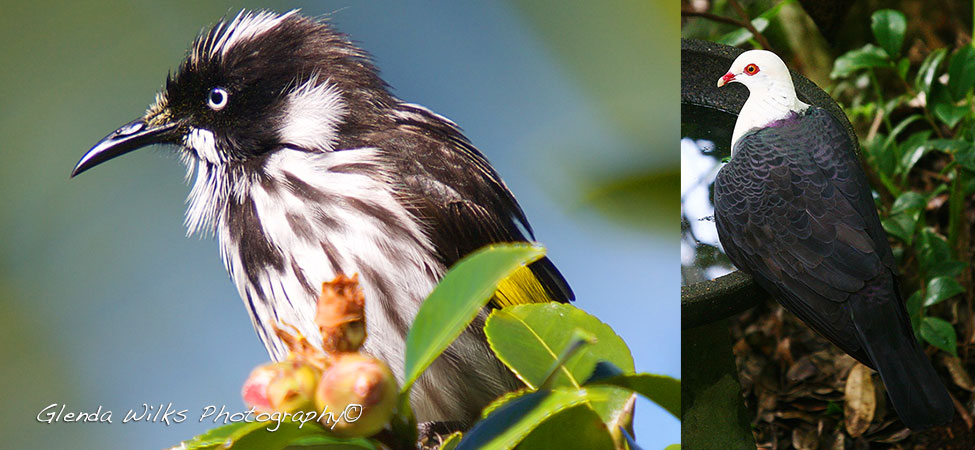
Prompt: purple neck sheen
<box><xmin>765</xmin><ymin>110</ymin><xmax>801</xmax><ymax>128</ymax></box>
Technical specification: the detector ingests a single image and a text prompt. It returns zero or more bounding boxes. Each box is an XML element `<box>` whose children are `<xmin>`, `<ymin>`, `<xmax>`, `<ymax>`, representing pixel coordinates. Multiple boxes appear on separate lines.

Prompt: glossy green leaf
<box><xmin>920</xmin><ymin>316</ymin><xmax>958</xmax><ymax>356</ymax></box>
<box><xmin>948</xmin><ymin>45</ymin><xmax>975</xmax><ymax>101</ymax></box>
<box><xmin>586</xmin><ymin>372</ymin><xmax>681</xmax><ymax>418</ymax></box>
<box><xmin>923</xmin><ymin>276</ymin><xmax>965</xmax><ymax>307</ymax></box>
<box><xmin>486</xmin><ymin>303</ymin><xmax>634</xmax><ymax>388</ymax></box>
<box><xmin>867</xmin><ymin>131</ymin><xmax>897</xmax><ymax>177</ymax></box>
<box><xmin>716</xmin><ymin>17</ymin><xmax>769</xmax><ymax>47</ymax></box>
<box><xmin>881</xmin><ymin>214</ymin><xmax>916</xmax><ymax>243</ymax></box>
<box><xmin>905</xmin><ymin>290</ymin><xmax>923</xmax><ymax>336</ymax></box>
<box><xmin>485</xmin><ymin>303</ymin><xmax>634</xmax><ymax>424</ymax></box>
<box><xmin>954</xmin><ymin>142</ymin><xmax>975</xmax><ymax>171</ymax></box>
<box><xmin>915</xmin><ymin>48</ymin><xmax>947</xmax><ymax>98</ymax></box>
<box><xmin>890</xmin><ymin>191</ymin><xmax>925</xmax><ymax>215</ymax></box>
<box><xmin>897</xmin><ymin>57</ymin><xmax>910</xmax><ymax>79</ymax></box>
<box><xmin>926</xmin><ymin>138</ymin><xmax>972</xmax><ymax>153</ymax></box>
<box><xmin>515</xmin><ymin>404</ymin><xmax>616</xmax><ymax>450</ymax></box>
<box><xmin>402</xmin><ymin>244</ymin><xmax>546</xmax><ymax>393</ymax></box>
<box><xmin>831</xmin><ymin>44</ymin><xmax>892</xmax><ymax>79</ymax></box>
<box><xmin>917</xmin><ymin>229</ymin><xmax>967</xmax><ymax>278</ymax></box>
<box><xmin>480</xmin><ymin>388</ymin><xmax>532</xmax><ymax>419</ymax></box>
<box><xmin>871</xmin><ymin>9</ymin><xmax>907</xmax><ymax>59</ymax></box>
<box><xmin>439</xmin><ymin>432</ymin><xmax>462</xmax><ymax>450</ymax></box>
<box><xmin>934</xmin><ymin>102</ymin><xmax>969</xmax><ymax>128</ymax></box>
<box><xmin>883</xmin><ymin>114</ymin><xmax>923</xmax><ymax>152</ymax></box>
<box><xmin>896</xmin><ymin>131</ymin><xmax>931</xmax><ymax>180</ymax></box>
<box><xmin>172</xmin><ymin>421</ymin><xmax>375</xmax><ymax>450</ymax></box>
<box><xmin>714</xmin><ymin>0</ymin><xmax>793</xmax><ymax>46</ymax></box>
<box><xmin>455</xmin><ymin>389</ymin><xmax>592</xmax><ymax>450</ymax></box>
<box><xmin>930</xmin><ymin>82</ymin><xmax>968</xmax><ymax>128</ymax></box>
<box><xmin>539</xmin><ymin>329</ymin><xmax>598</xmax><ymax>390</ymax></box>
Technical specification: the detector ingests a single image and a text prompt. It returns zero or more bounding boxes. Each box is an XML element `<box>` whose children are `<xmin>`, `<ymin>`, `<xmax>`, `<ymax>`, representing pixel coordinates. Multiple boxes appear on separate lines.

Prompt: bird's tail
<box><xmin>849</xmin><ymin>289</ymin><xmax>953</xmax><ymax>430</ymax></box>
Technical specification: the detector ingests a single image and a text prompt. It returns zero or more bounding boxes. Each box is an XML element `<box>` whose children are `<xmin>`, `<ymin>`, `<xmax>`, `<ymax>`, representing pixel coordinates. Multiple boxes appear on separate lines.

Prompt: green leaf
<box><xmin>881</xmin><ymin>214</ymin><xmax>916</xmax><ymax>243</ymax></box>
<box><xmin>439</xmin><ymin>432</ymin><xmax>462</xmax><ymax>450</ymax></box>
<box><xmin>586</xmin><ymin>372</ymin><xmax>681</xmax><ymax>418</ymax></box>
<box><xmin>455</xmin><ymin>389</ymin><xmax>592</xmax><ymax>450</ymax></box>
<box><xmin>714</xmin><ymin>0</ymin><xmax>793</xmax><ymax>46</ymax></box>
<box><xmin>883</xmin><ymin>114</ymin><xmax>923</xmax><ymax>155</ymax></box>
<box><xmin>480</xmin><ymin>388</ymin><xmax>532</xmax><ymax>419</ymax></box>
<box><xmin>897</xmin><ymin>57</ymin><xmax>910</xmax><ymax>80</ymax></box>
<box><xmin>917</xmin><ymin>229</ymin><xmax>967</xmax><ymax>277</ymax></box>
<box><xmin>716</xmin><ymin>17</ymin><xmax>770</xmax><ymax>47</ymax></box>
<box><xmin>923</xmin><ymin>276</ymin><xmax>965</xmax><ymax>307</ymax></box>
<box><xmin>906</xmin><ymin>290</ymin><xmax>923</xmax><ymax>336</ymax></box>
<box><xmin>515</xmin><ymin>404</ymin><xmax>616</xmax><ymax>450</ymax></box>
<box><xmin>871</xmin><ymin>9</ymin><xmax>907</xmax><ymax>59</ymax></box>
<box><xmin>890</xmin><ymin>190</ymin><xmax>926</xmax><ymax>215</ymax></box>
<box><xmin>486</xmin><ymin>304</ymin><xmax>634</xmax><ymax>389</ymax></box>
<box><xmin>896</xmin><ymin>131</ymin><xmax>931</xmax><ymax>180</ymax></box>
<box><xmin>402</xmin><ymin>244</ymin><xmax>546</xmax><ymax>393</ymax></box>
<box><xmin>831</xmin><ymin>44</ymin><xmax>892</xmax><ymax>79</ymax></box>
<box><xmin>926</xmin><ymin>138</ymin><xmax>972</xmax><ymax>153</ymax></box>
<box><xmin>953</xmin><ymin>141</ymin><xmax>975</xmax><ymax>171</ymax></box>
<box><xmin>539</xmin><ymin>329</ymin><xmax>598</xmax><ymax>390</ymax></box>
<box><xmin>948</xmin><ymin>45</ymin><xmax>975</xmax><ymax>101</ymax></box>
<box><xmin>915</xmin><ymin>48</ymin><xmax>947</xmax><ymax>98</ymax></box>
<box><xmin>930</xmin><ymin>83</ymin><xmax>968</xmax><ymax>128</ymax></box>
<box><xmin>867</xmin><ymin>131</ymin><xmax>898</xmax><ymax>178</ymax></box>
<box><xmin>172</xmin><ymin>421</ymin><xmax>375</xmax><ymax>450</ymax></box>
<box><xmin>665</xmin><ymin>445</ymin><xmax>682</xmax><ymax>450</ymax></box>
<box><xmin>484</xmin><ymin>303</ymin><xmax>634</xmax><ymax>424</ymax></box>
<box><xmin>920</xmin><ymin>316</ymin><xmax>958</xmax><ymax>356</ymax></box>
<box><xmin>933</xmin><ymin>102</ymin><xmax>968</xmax><ymax>128</ymax></box>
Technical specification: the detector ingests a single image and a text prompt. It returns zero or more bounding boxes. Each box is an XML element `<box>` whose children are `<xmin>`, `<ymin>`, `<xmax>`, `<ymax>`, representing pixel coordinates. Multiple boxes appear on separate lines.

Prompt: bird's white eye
<box><xmin>207</xmin><ymin>87</ymin><xmax>229</xmax><ymax>111</ymax></box>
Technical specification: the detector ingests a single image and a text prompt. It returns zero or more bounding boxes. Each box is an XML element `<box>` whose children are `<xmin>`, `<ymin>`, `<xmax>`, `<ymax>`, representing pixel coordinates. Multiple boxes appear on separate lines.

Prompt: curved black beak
<box><xmin>71</xmin><ymin>118</ymin><xmax>179</xmax><ymax>177</ymax></box>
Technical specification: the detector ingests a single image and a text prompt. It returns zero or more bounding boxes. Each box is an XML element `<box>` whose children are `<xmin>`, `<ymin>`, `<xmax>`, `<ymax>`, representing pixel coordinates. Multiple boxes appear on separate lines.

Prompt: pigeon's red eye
<box><xmin>744</xmin><ymin>64</ymin><xmax>759</xmax><ymax>75</ymax></box>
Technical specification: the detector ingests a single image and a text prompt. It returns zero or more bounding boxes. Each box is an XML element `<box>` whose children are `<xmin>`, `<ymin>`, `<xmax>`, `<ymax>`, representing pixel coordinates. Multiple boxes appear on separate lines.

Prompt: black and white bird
<box><xmin>713</xmin><ymin>50</ymin><xmax>953</xmax><ymax>430</ymax></box>
<box><xmin>71</xmin><ymin>10</ymin><xmax>572</xmax><ymax>426</ymax></box>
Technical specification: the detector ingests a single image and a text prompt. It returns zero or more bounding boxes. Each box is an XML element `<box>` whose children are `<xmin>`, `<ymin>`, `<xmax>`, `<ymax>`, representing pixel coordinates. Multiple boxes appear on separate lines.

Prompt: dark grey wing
<box><xmin>713</xmin><ymin>108</ymin><xmax>890</xmax><ymax>364</ymax></box>
<box><xmin>716</xmin><ymin>107</ymin><xmax>953</xmax><ymax>429</ymax></box>
<box><xmin>364</xmin><ymin>106</ymin><xmax>573</xmax><ymax>304</ymax></box>
<box><xmin>801</xmin><ymin>108</ymin><xmax>896</xmax><ymax>270</ymax></box>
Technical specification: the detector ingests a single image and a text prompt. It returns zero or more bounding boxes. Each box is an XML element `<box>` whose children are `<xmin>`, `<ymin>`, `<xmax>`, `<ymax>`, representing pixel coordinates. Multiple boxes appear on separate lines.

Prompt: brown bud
<box><xmin>316</xmin><ymin>274</ymin><xmax>367</xmax><ymax>353</ymax></box>
<box><xmin>315</xmin><ymin>353</ymin><xmax>398</xmax><ymax>437</ymax></box>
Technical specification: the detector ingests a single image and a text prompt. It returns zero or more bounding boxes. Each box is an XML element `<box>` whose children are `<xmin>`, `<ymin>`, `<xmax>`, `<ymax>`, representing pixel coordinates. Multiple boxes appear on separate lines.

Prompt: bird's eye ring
<box><xmin>744</xmin><ymin>64</ymin><xmax>759</xmax><ymax>75</ymax></box>
<box><xmin>207</xmin><ymin>87</ymin><xmax>229</xmax><ymax>111</ymax></box>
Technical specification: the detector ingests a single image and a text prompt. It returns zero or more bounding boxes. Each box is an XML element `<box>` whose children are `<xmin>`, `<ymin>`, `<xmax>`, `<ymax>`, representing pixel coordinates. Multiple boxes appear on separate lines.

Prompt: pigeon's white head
<box><xmin>718</xmin><ymin>49</ymin><xmax>809</xmax><ymax>152</ymax></box>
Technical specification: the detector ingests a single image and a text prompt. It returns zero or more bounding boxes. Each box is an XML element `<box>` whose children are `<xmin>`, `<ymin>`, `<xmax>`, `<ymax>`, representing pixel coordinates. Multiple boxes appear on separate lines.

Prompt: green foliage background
<box><xmin>0</xmin><ymin>1</ymin><xmax>678</xmax><ymax>449</ymax></box>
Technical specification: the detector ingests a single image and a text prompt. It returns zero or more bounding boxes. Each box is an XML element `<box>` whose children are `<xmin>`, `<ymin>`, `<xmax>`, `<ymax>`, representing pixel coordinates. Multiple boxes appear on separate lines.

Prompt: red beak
<box><xmin>717</xmin><ymin>72</ymin><xmax>735</xmax><ymax>87</ymax></box>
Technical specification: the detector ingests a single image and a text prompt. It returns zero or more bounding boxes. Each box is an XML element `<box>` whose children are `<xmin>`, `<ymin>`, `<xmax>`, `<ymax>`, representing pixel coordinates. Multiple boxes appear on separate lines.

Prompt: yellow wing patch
<box><xmin>493</xmin><ymin>265</ymin><xmax>554</xmax><ymax>308</ymax></box>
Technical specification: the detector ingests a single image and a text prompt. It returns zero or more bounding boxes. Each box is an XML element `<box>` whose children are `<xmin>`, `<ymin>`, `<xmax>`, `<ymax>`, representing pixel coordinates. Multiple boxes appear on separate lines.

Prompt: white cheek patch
<box><xmin>278</xmin><ymin>77</ymin><xmax>347</xmax><ymax>152</ymax></box>
<box><xmin>185</xmin><ymin>127</ymin><xmax>223</xmax><ymax>165</ymax></box>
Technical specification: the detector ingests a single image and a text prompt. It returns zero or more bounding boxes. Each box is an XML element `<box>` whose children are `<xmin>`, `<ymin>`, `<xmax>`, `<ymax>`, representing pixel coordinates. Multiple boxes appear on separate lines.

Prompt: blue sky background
<box><xmin>0</xmin><ymin>1</ymin><xmax>678</xmax><ymax>448</ymax></box>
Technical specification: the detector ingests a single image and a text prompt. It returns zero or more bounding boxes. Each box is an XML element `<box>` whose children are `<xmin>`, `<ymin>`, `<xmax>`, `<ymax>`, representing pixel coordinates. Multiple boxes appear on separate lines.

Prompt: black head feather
<box><xmin>162</xmin><ymin>10</ymin><xmax>394</xmax><ymax>159</ymax></box>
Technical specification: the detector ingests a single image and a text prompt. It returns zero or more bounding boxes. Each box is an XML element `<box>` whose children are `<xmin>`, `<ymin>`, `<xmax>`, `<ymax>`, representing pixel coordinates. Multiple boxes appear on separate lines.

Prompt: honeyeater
<box><xmin>72</xmin><ymin>10</ymin><xmax>573</xmax><ymax>426</ymax></box>
<box><xmin>714</xmin><ymin>50</ymin><xmax>952</xmax><ymax>430</ymax></box>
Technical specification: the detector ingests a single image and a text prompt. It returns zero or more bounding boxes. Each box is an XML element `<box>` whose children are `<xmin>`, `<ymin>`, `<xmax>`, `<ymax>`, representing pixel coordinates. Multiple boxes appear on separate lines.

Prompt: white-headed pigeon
<box><xmin>714</xmin><ymin>49</ymin><xmax>953</xmax><ymax>430</ymax></box>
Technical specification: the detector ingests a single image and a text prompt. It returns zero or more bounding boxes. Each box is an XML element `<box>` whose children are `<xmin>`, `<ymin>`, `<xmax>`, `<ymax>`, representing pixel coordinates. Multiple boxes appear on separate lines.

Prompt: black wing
<box><xmin>713</xmin><ymin>107</ymin><xmax>895</xmax><ymax>364</ymax></box>
<box><xmin>364</xmin><ymin>105</ymin><xmax>573</xmax><ymax>304</ymax></box>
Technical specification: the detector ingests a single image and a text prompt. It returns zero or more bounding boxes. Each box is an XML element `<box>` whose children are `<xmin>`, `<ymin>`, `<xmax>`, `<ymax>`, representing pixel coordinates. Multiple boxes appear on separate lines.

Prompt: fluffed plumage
<box><xmin>72</xmin><ymin>10</ymin><xmax>572</xmax><ymax>426</ymax></box>
<box><xmin>714</xmin><ymin>50</ymin><xmax>952</xmax><ymax>430</ymax></box>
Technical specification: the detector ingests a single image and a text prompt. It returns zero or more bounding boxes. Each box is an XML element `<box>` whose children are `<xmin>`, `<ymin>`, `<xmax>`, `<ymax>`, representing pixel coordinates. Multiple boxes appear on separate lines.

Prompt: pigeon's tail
<box><xmin>849</xmin><ymin>283</ymin><xmax>953</xmax><ymax>430</ymax></box>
